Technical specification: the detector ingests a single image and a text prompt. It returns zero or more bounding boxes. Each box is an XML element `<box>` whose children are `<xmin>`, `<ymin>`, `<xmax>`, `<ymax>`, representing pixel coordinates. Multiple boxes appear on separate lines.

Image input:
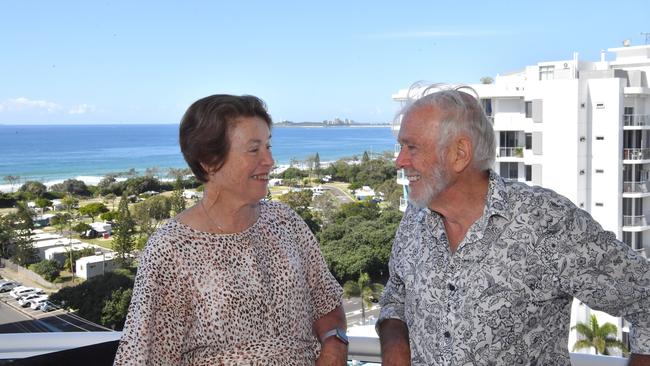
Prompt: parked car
<box><xmin>39</xmin><ymin>301</ymin><xmax>58</xmax><ymax>312</ymax></box>
<box><xmin>0</xmin><ymin>280</ymin><xmax>20</xmax><ymax>292</ymax></box>
<box><xmin>10</xmin><ymin>287</ymin><xmax>42</xmax><ymax>299</ymax></box>
<box><xmin>29</xmin><ymin>295</ymin><xmax>50</xmax><ymax>310</ymax></box>
<box><xmin>18</xmin><ymin>293</ymin><xmax>43</xmax><ymax>307</ymax></box>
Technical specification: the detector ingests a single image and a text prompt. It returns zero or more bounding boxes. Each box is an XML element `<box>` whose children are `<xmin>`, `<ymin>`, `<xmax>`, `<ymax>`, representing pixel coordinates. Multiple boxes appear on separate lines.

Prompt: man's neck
<box><xmin>429</xmin><ymin>170</ymin><xmax>490</xmax><ymax>252</ymax></box>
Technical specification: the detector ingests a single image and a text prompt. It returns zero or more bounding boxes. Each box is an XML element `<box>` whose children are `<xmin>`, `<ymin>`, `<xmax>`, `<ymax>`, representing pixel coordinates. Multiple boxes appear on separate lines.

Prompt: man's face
<box><xmin>396</xmin><ymin>105</ymin><xmax>451</xmax><ymax>209</ymax></box>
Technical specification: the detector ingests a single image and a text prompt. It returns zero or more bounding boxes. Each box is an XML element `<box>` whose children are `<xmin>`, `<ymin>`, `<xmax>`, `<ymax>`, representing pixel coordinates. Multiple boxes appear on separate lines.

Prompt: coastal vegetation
<box><xmin>0</xmin><ymin>152</ymin><xmax>402</xmax><ymax>330</ymax></box>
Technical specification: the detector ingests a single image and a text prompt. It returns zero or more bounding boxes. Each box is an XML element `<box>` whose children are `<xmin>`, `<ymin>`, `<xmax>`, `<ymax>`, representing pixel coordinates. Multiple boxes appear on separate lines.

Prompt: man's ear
<box><xmin>449</xmin><ymin>136</ymin><xmax>473</xmax><ymax>173</ymax></box>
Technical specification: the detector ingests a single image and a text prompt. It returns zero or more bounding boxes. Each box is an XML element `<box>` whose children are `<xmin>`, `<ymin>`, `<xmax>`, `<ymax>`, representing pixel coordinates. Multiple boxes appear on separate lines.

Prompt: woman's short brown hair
<box><xmin>179</xmin><ymin>94</ymin><xmax>272</xmax><ymax>182</ymax></box>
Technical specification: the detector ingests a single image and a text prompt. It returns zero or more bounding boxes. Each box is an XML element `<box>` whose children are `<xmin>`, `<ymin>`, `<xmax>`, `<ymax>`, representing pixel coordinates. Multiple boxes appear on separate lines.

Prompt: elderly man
<box><xmin>377</xmin><ymin>86</ymin><xmax>650</xmax><ymax>365</ymax></box>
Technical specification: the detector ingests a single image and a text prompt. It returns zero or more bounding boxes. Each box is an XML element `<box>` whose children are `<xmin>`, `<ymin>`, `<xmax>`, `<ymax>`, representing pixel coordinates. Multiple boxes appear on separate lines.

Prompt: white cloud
<box><xmin>0</xmin><ymin>97</ymin><xmax>63</xmax><ymax>113</ymax></box>
<box><xmin>366</xmin><ymin>30</ymin><xmax>509</xmax><ymax>39</ymax></box>
<box><xmin>68</xmin><ymin>104</ymin><xmax>96</xmax><ymax>115</ymax></box>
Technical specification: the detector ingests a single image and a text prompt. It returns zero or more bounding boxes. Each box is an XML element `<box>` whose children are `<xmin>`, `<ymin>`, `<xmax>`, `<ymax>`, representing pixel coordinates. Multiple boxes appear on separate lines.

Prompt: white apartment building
<box><xmin>393</xmin><ymin>43</ymin><xmax>650</xmax><ymax>355</ymax></box>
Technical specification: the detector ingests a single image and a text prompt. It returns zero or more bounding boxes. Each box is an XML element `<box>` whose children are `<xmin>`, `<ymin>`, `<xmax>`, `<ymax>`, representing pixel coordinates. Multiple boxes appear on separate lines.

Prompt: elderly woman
<box><xmin>114</xmin><ymin>95</ymin><xmax>347</xmax><ymax>365</ymax></box>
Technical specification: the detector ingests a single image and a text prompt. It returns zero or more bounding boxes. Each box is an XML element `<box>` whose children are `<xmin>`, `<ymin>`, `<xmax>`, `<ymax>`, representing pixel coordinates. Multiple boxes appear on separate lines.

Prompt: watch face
<box><xmin>335</xmin><ymin>328</ymin><xmax>349</xmax><ymax>344</ymax></box>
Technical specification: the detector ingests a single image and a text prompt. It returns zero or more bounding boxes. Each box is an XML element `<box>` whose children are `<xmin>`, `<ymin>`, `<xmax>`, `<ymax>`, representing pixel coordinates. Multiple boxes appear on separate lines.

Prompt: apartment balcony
<box><xmin>396</xmin><ymin>169</ymin><xmax>409</xmax><ymax>186</ymax></box>
<box><xmin>623</xmin><ymin>114</ymin><xmax>650</xmax><ymax>129</ymax></box>
<box><xmin>497</xmin><ymin>147</ymin><xmax>524</xmax><ymax>158</ymax></box>
<box><xmin>623</xmin><ymin>148</ymin><xmax>650</xmax><ymax>161</ymax></box>
<box><xmin>399</xmin><ymin>197</ymin><xmax>407</xmax><ymax>212</ymax></box>
<box><xmin>622</xmin><ymin>215</ymin><xmax>650</xmax><ymax>232</ymax></box>
<box><xmin>0</xmin><ymin>332</ymin><xmax>629</xmax><ymax>366</ymax></box>
<box><xmin>624</xmin><ymin>180</ymin><xmax>649</xmax><ymax>193</ymax></box>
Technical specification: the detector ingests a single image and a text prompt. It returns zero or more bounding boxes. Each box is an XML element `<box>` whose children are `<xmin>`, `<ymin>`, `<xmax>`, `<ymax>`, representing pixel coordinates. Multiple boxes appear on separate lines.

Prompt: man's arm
<box><xmin>378</xmin><ymin>319</ymin><xmax>411</xmax><ymax>366</ymax></box>
<box><xmin>629</xmin><ymin>353</ymin><xmax>650</xmax><ymax>366</ymax></box>
<box><xmin>313</xmin><ymin>305</ymin><xmax>347</xmax><ymax>366</ymax></box>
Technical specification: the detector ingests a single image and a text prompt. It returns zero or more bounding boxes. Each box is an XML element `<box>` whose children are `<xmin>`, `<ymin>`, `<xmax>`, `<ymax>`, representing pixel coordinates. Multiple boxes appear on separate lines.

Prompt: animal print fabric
<box><xmin>378</xmin><ymin>171</ymin><xmax>650</xmax><ymax>365</ymax></box>
<box><xmin>114</xmin><ymin>201</ymin><xmax>342</xmax><ymax>365</ymax></box>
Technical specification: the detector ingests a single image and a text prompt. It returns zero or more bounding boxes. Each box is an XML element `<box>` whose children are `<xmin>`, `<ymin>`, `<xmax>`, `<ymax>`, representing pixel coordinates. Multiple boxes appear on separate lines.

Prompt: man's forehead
<box><xmin>399</xmin><ymin>106</ymin><xmax>441</xmax><ymax>138</ymax></box>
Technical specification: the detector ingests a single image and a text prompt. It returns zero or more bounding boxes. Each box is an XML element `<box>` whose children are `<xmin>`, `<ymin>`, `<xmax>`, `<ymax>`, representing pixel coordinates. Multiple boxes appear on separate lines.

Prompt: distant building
<box><xmin>76</xmin><ymin>252</ymin><xmax>118</xmax><ymax>279</ymax></box>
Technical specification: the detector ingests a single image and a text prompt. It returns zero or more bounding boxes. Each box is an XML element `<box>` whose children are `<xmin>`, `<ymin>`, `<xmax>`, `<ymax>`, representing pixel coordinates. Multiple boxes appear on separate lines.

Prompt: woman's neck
<box><xmin>201</xmin><ymin>188</ymin><xmax>260</xmax><ymax>233</ymax></box>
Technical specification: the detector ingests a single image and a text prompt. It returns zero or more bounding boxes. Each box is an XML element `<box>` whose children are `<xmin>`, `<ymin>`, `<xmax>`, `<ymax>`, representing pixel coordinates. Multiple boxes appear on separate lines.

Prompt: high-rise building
<box><xmin>392</xmin><ymin>43</ymin><xmax>650</xmax><ymax>354</ymax></box>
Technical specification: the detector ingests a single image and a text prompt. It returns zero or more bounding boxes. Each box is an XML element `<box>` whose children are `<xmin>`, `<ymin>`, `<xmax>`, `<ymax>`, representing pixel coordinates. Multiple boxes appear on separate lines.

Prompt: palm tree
<box><xmin>343</xmin><ymin>272</ymin><xmax>384</xmax><ymax>325</ymax></box>
<box><xmin>572</xmin><ymin>314</ymin><xmax>629</xmax><ymax>356</ymax></box>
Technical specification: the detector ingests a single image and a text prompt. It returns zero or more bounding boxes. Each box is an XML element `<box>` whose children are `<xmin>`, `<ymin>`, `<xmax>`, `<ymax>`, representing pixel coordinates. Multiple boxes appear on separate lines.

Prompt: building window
<box><xmin>525</xmin><ymin>101</ymin><xmax>532</xmax><ymax>118</ymax></box>
<box><xmin>596</xmin><ymin>169</ymin><xmax>604</xmax><ymax>173</ymax></box>
<box><xmin>499</xmin><ymin>162</ymin><xmax>518</xmax><ymax>180</ymax></box>
<box><xmin>539</xmin><ymin>65</ymin><xmax>555</xmax><ymax>80</ymax></box>
<box><xmin>525</xmin><ymin>165</ymin><xmax>532</xmax><ymax>181</ymax></box>
<box><xmin>482</xmin><ymin>99</ymin><xmax>492</xmax><ymax>117</ymax></box>
<box><xmin>596</xmin><ymin>136</ymin><xmax>604</xmax><ymax>140</ymax></box>
<box><xmin>596</xmin><ymin>103</ymin><xmax>605</xmax><ymax>109</ymax></box>
<box><xmin>595</xmin><ymin>203</ymin><xmax>604</xmax><ymax>207</ymax></box>
<box><xmin>525</xmin><ymin>133</ymin><xmax>532</xmax><ymax>149</ymax></box>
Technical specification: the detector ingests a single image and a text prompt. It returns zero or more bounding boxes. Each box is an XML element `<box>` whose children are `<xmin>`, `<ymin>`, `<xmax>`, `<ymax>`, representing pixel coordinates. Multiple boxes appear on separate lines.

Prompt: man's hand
<box><xmin>378</xmin><ymin>319</ymin><xmax>411</xmax><ymax>366</ymax></box>
<box><xmin>629</xmin><ymin>353</ymin><xmax>650</xmax><ymax>366</ymax></box>
<box><xmin>315</xmin><ymin>336</ymin><xmax>348</xmax><ymax>366</ymax></box>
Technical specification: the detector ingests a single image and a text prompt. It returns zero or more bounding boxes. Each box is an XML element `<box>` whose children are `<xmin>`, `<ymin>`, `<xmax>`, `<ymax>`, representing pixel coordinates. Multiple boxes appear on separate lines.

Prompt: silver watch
<box><xmin>321</xmin><ymin>328</ymin><xmax>349</xmax><ymax>345</ymax></box>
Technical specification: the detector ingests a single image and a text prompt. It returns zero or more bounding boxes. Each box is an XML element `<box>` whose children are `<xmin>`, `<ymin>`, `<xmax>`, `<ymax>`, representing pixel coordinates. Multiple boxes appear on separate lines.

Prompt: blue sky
<box><xmin>1</xmin><ymin>0</ymin><xmax>648</xmax><ymax>124</ymax></box>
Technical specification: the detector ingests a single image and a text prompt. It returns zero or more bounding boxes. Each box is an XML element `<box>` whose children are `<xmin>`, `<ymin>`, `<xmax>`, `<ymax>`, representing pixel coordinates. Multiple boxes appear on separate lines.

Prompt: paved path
<box><xmin>323</xmin><ymin>185</ymin><xmax>355</xmax><ymax>204</ymax></box>
<box><xmin>343</xmin><ymin>296</ymin><xmax>380</xmax><ymax>328</ymax></box>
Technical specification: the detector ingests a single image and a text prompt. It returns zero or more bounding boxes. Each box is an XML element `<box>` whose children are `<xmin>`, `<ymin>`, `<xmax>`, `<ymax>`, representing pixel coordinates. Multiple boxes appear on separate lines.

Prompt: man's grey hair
<box><xmin>395</xmin><ymin>82</ymin><xmax>496</xmax><ymax>171</ymax></box>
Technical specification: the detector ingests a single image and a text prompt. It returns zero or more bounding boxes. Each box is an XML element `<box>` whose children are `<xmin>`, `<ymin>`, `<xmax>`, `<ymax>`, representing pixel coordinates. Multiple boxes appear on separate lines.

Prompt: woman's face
<box><xmin>207</xmin><ymin>116</ymin><xmax>273</xmax><ymax>205</ymax></box>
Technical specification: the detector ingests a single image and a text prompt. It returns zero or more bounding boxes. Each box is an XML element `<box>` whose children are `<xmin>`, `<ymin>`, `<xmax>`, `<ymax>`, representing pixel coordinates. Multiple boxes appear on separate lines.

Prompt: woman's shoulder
<box><xmin>261</xmin><ymin>200</ymin><xmax>298</xmax><ymax>220</ymax></box>
<box><xmin>142</xmin><ymin>219</ymin><xmax>191</xmax><ymax>257</ymax></box>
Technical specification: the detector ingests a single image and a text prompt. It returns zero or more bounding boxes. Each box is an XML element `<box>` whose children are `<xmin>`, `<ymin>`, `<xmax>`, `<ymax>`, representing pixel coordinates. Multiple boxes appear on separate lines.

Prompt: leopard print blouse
<box><xmin>114</xmin><ymin>201</ymin><xmax>343</xmax><ymax>365</ymax></box>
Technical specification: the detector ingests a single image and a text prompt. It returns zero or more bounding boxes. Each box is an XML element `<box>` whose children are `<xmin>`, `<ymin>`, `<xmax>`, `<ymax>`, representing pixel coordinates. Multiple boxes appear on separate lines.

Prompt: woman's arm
<box><xmin>313</xmin><ymin>305</ymin><xmax>347</xmax><ymax>366</ymax></box>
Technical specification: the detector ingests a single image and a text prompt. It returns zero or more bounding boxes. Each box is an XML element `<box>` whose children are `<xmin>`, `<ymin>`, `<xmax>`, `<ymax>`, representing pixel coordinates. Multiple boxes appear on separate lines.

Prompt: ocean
<box><xmin>0</xmin><ymin>124</ymin><xmax>397</xmax><ymax>190</ymax></box>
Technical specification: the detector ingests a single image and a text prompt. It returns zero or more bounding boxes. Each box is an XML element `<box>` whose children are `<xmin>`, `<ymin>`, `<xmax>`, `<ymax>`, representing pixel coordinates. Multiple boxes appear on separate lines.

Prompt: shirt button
<box><xmin>443</xmin><ymin>331</ymin><xmax>451</xmax><ymax>338</ymax></box>
<box><xmin>448</xmin><ymin>283</ymin><xmax>456</xmax><ymax>291</ymax></box>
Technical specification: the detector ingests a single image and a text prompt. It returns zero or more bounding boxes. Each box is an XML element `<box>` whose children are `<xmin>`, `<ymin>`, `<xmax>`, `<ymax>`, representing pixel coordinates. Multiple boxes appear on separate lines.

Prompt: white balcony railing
<box><xmin>0</xmin><ymin>332</ymin><xmax>629</xmax><ymax>365</ymax></box>
<box><xmin>623</xmin><ymin>114</ymin><xmax>650</xmax><ymax>127</ymax></box>
<box><xmin>498</xmin><ymin>147</ymin><xmax>524</xmax><ymax>158</ymax></box>
<box><xmin>394</xmin><ymin>143</ymin><xmax>401</xmax><ymax>158</ymax></box>
<box><xmin>623</xmin><ymin>148</ymin><xmax>650</xmax><ymax>160</ymax></box>
<box><xmin>623</xmin><ymin>180</ymin><xmax>649</xmax><ymax>193</ymax></box>
<box><xmin>399</xmin><ymin>197</ymin><xmax>408</xmax><ymax>212</ymax></box>
<box><xmin>623</xmin><ymin>215</ymin><xmax>648</xmax><ymax>227</ymax></box>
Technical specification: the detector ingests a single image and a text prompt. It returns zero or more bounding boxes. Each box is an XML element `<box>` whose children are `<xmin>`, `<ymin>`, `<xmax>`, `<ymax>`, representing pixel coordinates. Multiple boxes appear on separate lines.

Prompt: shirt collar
<box><xmin>484</xmin><ymin>170</ymin><xmax>511</xmax><ymax>222</ymax></box>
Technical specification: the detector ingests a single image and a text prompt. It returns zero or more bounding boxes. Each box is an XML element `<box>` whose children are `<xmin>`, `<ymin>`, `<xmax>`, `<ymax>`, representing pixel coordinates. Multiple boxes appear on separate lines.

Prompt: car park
<box><xmin>29</xmin><ymin>295</ymin><xmax>50</xmax><ymax>310</ymax></box>
<box><xmin>39</xmin><ymin>301</ymin><xmax>58</xmax><ymax>312</ymax></box>
<box><xmin>0</xmin><ymin>280</ymin><xmax>21</xmax><ymax>292</ymax></box>
<box><xmin>18</xmin><ymin>293</ymin><xmax>43</xmax><ymax>307</ymax></box>
<box><xmin>10</xmin><ymin>287</ymin><xmax>43</xmax><ymax>299</ymax></box>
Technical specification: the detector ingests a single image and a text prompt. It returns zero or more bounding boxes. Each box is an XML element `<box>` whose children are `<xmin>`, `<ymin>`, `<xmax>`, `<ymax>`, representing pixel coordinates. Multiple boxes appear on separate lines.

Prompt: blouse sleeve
<box><xmin>287</xmin><ymin>205</ymin><xmax>343</xmax><ymax>321</ymax></box>
<box><xmin>113</xmin><ymin>227</ymin><xmax>192</xmax><ymax>365</ymax></box>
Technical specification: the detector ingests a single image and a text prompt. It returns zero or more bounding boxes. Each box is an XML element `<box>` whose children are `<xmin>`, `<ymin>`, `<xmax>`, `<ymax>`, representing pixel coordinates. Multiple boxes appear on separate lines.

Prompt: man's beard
<box><xmin>408</xmin><ymin>161</ymin><xmax>450</xmax><ymax>209</ymax></box>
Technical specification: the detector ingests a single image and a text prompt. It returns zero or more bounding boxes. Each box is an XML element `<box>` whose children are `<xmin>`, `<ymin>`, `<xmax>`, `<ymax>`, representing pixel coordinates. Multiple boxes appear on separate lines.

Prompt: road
<box><xmin>323</xmin><ymin>185</ymin><xmax>354</xmax><ymax>204</ymax></box>
<box><xmin>0</xmin><ymin>291</ymin><xmax>110</xmax><ymax>333</ymax></box>
<box><xmin>343</xmin><ymin>296</ymin><xmax>381</xmax><ymax>328</ymax></box>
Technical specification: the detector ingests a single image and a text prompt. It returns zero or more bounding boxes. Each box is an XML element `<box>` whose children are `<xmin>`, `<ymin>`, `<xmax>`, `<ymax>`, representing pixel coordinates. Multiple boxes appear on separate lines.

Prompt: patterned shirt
<box><xmin>378</xmin><ymin>171</ymin><xmax>650</xmax><ymax>365</ymax></box>
<box><xmin>114</xmin><ymin>201</ymin><xmax>342</xmax><ymax>365</ymax></box>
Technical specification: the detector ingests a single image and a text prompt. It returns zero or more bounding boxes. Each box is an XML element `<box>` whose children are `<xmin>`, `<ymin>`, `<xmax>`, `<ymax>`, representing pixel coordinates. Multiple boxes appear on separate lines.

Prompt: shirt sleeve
<box><xmin>376</xmin><ymin>208</ymin><xmax>409</xmax><ymax>333</ymax></box>
<box><xmin>289</xmin><ymin>206</ymin><xmax>343</xmax><ymax>321</ymax></box>
<box><xmin>555</xmin><ymin>208</ymin><xmax>650</xmax><ymax>354</ymax></box>
<box><xmin>113</xmin><ymin>229</ymin><xmax>192</xmax><ymax>365</ymax></box>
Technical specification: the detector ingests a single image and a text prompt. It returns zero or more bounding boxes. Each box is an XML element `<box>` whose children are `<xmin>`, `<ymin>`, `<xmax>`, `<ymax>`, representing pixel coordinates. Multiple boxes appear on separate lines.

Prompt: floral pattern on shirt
<box><xmin>378</xmin><ymin>171</ymin><xmax>650</xmax><ymax>366</ymax></box>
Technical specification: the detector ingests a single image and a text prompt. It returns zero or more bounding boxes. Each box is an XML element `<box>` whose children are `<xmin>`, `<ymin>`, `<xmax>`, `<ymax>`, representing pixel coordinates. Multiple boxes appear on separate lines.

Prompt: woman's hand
<box><xmin>316</xmin><ymin>336</ymin><xmax>348</xmax><ymax>366</ymax></box>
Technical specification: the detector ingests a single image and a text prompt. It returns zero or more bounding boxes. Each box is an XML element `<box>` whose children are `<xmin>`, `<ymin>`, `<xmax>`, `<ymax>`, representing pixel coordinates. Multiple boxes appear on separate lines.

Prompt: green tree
<box><xmin>50</xmin><ymin>179</ymin><xmax>91</xmax><ymax>196</ymax></box>
<box><xmin>61</xmin><ymin>194</ymin><xmax>79</xmax><ymax>213</ymax></box>
<box><xmin>29</xmin><ymin>259</ymin><xmax>61</xmax><ymax>282</ymax></box>
<box><xmin>34</xmin><ymin>197</ymin><xmax>52</xmax><ymax>215</ymax></box>
<box><xmin>132</xmin><ymin>195</ymin><xmax>171</xmax><ymax>247</ymax></box>
<box><xmin>50</xmin><ymin>213</ymin><xmax>71</xmax><ymax>235</ymax></box>
<box><xmin>170</xmin><ymin>179</ymin><xmax>186</xmax><ymax>215</ymax></box>
<box><xmin>50</xmin><ymin>270</ymin><xmax>135</xmax><ymax>330</ymax></box>
<box><xmin>314</xmin><ymin>152</ymin><xmax>321</xmax><ymax>179</ymax></box>
<box><xmin>343</xmin><ymin>272</ymin><xmax>384</xmax><ymax>325</ymax></box>
<box><xmin>103</xmin><ymin>193</ymin><xmax>118</xmax><ymax>210</ymax></box>
<box><xmin>112</xmin><ymin>193</ymin><xmax>136</xmax><ymax>266</ymax></box>
<box><xmin>572</xmin><ymin>314</ymin><xmax>629</xmax><ymax>356</ymax></box>
<box><xmin>100</xmin><ymin>210</ymin><xmax>118</xmax><ymax>222</ymax></box>
<box><xmin>18</xmin><ymin>181</ymin><xmax>47</xmax><ymax>199</ymax></box>
<box><xmin>72</xmin><ymin>222</ymin><xmax>92</xmax><ymax>236</ymax></box>
<box><xmin>279</xmin><ymin>190</ymin><xmax>321</xmax><ymax>233</ymax></box>
<box><xmin>79</xmin><ymin>202</ymin><xmax>109</xmax><ymax>222</ymax></box>
<box><xmin>3</xmin><ymin>175</ymin><xmax>20</xmax><ymax>192</ymax></box>
<box><xmin>101</xmin><ymin>287</ymin><xmax>133</xmax><ymax>330</ymax></box>
<box><xmin>8</xmin><ymin>202</ymin><xmax>37</xmax><ymax>265</ymax></box>
<box><xmin>480</xmin><ymin>76</ymin><xmax>494</xmax><ymax>84</ymax></box>
<box><xmin>312</xmin><ymin>191</ymin><xmax>339</xmax><ymax>226</ymax></box>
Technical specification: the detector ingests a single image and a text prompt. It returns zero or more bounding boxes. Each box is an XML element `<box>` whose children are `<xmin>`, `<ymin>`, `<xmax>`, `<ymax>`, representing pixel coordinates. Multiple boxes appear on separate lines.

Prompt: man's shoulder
<box><xmin>504</xmin><ymin>182</ymin><xmax>576</xmax><ymax>213</ymax></box>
